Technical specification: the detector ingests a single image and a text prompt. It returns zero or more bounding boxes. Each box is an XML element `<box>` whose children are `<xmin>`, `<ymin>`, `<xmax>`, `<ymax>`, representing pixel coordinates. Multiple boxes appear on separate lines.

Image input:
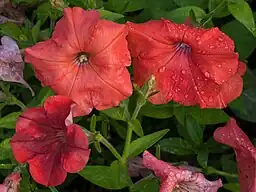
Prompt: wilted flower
<box><xmin>0</xmin><ymin>36</ymin><xmax>34</xmax><ymax>95</ymax></box>
<box><xmin>0</xmin><ymin>172</ymin><xmax>21</xmax><ymax>192</ymax></box>
<box><xmin>127</xmin><ymin>19</ymin><xmax>245</xmax><ymax>108</ymax></box>
<box><xmin>214</xmin><ymin>118</ymin><xmax>256</xmax><ymax>192</ymax></box>
<box><xmin>25</xmin><ymin>7</ymin><xmax>132</xmax><ymax>117</ymax></box>
<box><xmin>143</xmin><ymin>151</ymin><xmax>222</xmax><ymax>192</ymax></box>
<box><xmin>10</xmin><ymin>96</ymin><xmax>91</xmax><ymax>186</ymax></box>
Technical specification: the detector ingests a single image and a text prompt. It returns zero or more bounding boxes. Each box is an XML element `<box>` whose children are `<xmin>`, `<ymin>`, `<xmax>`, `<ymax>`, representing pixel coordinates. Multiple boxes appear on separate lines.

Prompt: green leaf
<box><xmin>173</xmin><ymin>0</ymin><xmax>208</xmax><ymax>9</ymax></box>
<box><xmin>184</xmin><ymin>115</ymin><xmax>204</xmax><ymax>146</ymax></box>
<box><xmin>228</xmin><ymin>0</ymin><xmax>255</xmax><ymax>35</ymax></box>
<box><xmin>32</xmin><ymin>20</ymin><xmax>41</xmax><ymax>43</ymax></box>
<box><xmin>243</xmin><ymin>68</ymin><xmax>256</xmax><ymax>89</ymax></box>
<box><xmin>98</xmin><ymin>9</ymin><xmax>124</xmax><ymax>21</ymax></box>
<box><xmin>101</xmin><ymin>107</ymin><xmax>126</xmax><ymax>121</ymax></box>
<box><xmin>132</xmin><ymin>175</ymin><xmax>159</xmax><ymax>192</ymax></box>
<box><xmin>36</xmin><ymin>2</ymin><xmax>63</xmax><ymax>24</ymax></box>
<box><xmin>27</xmin><ymin>87</ymin><xmax>54</xmax><ymax>107</ymax></box>
<box><xmin>0</xmin><ymin>22</ymin><xmax>25</xmax><ymax>41</ymax></box>
<box><xmin>79</xmin><ymin>161</ymin><xmax>128</xmax><ymax>190</ymax></box>
<box><xmin>125</xmin><ymin>0</ymin><xmax>147</xmax><ymax>12</ymax></box>
<box><xmin>159</xmin><ymin>137</ymin><xmax>194</xmax><ymax>155</ymax></box>
<box><xmin>106</xmin><ymin>0</ymin><xmax>129</xmax><ymax>13</ymax></box>
<box><xmin>140</xmin><ymin>102</ymin><xmax>173</xmax><ymax>119</ymax></box>
<box><xmin>130</xmin><ymin>119</ymin><xmax>144</xmax><ymax>137</ymax></box>
<box><xmin>208</xmin><ymin>0</ymin><xmax>230</xmax><ymax>18</ymax></box>
<box><xmin>197</xmin><ymin>146</ymin><xmax>208</xmax><ymax>168</ymax></box>
<box><xmin>0</xmin><ymin>112</ymin><xmax>21</xmax><ymax>129</ymax></box>
<box><xmin>229</xmin><ymin>88</ymin><xmax>256</xmax><ymax>122</ymax></box>
<box><xmin>165</xmin><ymin>6</ymin><xmax>208</xmax><ymax>24</ymax></box>
<box><xmin>221</xmin><ymin>20</ymin><xmax>256</xmax><ymax>60</ymax></box>
<box><xmin>205</xmin><ymin>137</ymin><xmax>230</xmax><ymax>153</ymax></box>
<box><xmin>174</xmin><ymin>106</ymin><xmax>229</xmax><ymax>125</ymax></box>
<box><xmin>223</xmin><ymin>183</ymin><xmax>240</xmax><ymax>192</ymax></box>
<box><xmin>0</xmin><ymin>138</ymin><xmax>12</xmax><ymax>160</ymax></box>
<box><xmin>221</xmin><ymin>155</ymin><xmax>238</xmax><ymax>183</ymax></box>
<box><xmin>129</xmin><ymin>129</ymin><xmax>169</xmax><ymax>158</ymax></box>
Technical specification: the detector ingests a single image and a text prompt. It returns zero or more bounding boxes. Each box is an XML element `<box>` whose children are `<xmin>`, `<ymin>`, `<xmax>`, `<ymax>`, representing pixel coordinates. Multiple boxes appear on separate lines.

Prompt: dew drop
<box><xmin>159</xmin><ymin>66</ymin><xmax>166</xmax><ymax>72</ymax></box>
<box><xmin>196</xmin><ymin>36</ymin><xmax>200</xmax><ymax>41</ymax></box>
<box><xmin>179</xmin><ymin>77</ymin><xmax>183</xmax><ymax>81</ymax></box>
<box><xmin>204</xmin><ymin>71</ymin><xmax>210</xmax><ymax>78</ymax></box>
<box><xmin>209</xmin><ymin>45</ymin><xmax>215</xmax><ymax>49</ymax></box>
<box><xmin>228</xmin><ymin>69</ymin><xmax>232</xmax><ymax>73</ymax></box>
<box><xmin>200</xmin><ymin>91</ymin><xmax>204</xmax><ymax>94</ymax></box>
<box><xmin>185</xmin><ymin>94</ymin><xmax>188</xmax><ymax>98</ymax></box>
<box><xmin>209</xmin><ymin>96</ymin><xmax>213</xmax><ymax>102</ymax></box>
<box><xmin>217</xmin><ymin>64</ymin><xmax>222</xmax><ymax>68</ymax></box>
<box><xmin>225</xmin><ymin>45</ymin><xmax>229</xmax><ymax>49</ymax></box>
<box><xmin>218</xmin><ymin>37</ymin><xmax>223</xmax><ymax>42</ymax></box>
<box><xmin>181</xmin><ymin>70</ymin><xmax>186</xmax><ymax>74</ymax></box>
<box><xmin>175</xmin><ymin>88</ymin><xmax>180</xmax><ymax>92</ymax></box>
<box><xmin>194</xmin><ymin>86</ymin><xmax>198</xmax><ymax>90</ymax></box>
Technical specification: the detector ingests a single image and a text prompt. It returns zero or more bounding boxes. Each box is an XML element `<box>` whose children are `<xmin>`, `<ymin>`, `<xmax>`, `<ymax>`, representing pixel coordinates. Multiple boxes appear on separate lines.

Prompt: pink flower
<box><xmin>143</xmin><ymin>151</ymin><xmax>222</xmax><ymax>192</ymax></box>
<box><xmin>0</xmin><ymin>172</ymin><xmax>21</xmax><ymax>192</ymax></box>
<box><xmin>214</xmin><ymin>118</ymin><xmax>256</xmax><ymax>192</ymax></box>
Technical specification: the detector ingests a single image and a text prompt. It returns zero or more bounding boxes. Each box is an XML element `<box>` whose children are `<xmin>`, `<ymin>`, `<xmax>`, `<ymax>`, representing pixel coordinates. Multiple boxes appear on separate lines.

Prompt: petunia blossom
<box><xmin>0</xmin><ymin>36</ymin><xmax>34</xmax><ymax>95</ymax></box>
<box><xmin>214</xmin><ymin>118</ymin><xmax>256</xmax><ymax>192</ymax></box>
<box><xmin>10</xmin><ymin>95</ymin><xmax>91</xmax><ymax>186</ymax></box>
<box><xmin>0</xmin><ymin>172</ymin><xmax>21</xmax><ymax>192</ymax></box>
<box><xmin>143</xmin><ymin>151</ymin><xmax>222</xmax><ymax>192</ymax></box>
<box><xmin>25</xmin><ymin>7</ymin><xmax>132</xmax><ymax>117</ymax></box>
<box><xmin>127</xmin><ymin>19</ymin><xmax>245</xmax><ymax>108</ymax></box>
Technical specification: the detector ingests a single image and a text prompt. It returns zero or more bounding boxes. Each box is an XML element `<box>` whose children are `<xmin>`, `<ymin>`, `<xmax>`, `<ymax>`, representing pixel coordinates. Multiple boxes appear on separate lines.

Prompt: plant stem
<box><xmin>97</xmin><ymin>133</ymin><xmax>123</xmax><ymax>162</ymax></box>
<box><xmin>0</xmin><ymin>164</ymin><xmax>16</xmax><ymax>169</ymax></box>
<box><xmin>206</xmin><ymin>166</ymin><xmax>239</xmax><ymax>178</ymax></box>
<box><xmin>49</xmin><ymin>187</ymin><xmax>58</xmax><ymax>192</ymax></box>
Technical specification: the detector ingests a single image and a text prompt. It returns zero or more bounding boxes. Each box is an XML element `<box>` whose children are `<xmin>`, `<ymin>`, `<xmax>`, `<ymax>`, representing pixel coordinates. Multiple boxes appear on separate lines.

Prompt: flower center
<box><xmin>175</xmin><ymin>42</ymin><xmax>191</xmax><ymax>54</ymax></box>
<box><xmin>76</xmin><ymin>52</ymin><xmax>89</xmax><ymax>65</ymax></box>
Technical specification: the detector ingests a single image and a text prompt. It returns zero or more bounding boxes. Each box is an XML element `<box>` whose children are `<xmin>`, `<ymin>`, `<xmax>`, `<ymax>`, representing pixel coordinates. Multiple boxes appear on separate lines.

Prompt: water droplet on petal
<box><xmin>217</xmin><ymin>64</ymin><xmax>222</xmax><ymax>68</ymax></box>
<box><xmin>196</xmin><ymin>36</ymin><xmax>200</xmax><ymax>41</ymax></box>
<box><xmin>204</xmin><ymin>71</ymin><xmax>210</xmax><ymax>78</ymax></box>
<box><xmin>209</xmin><ymin>96</ymin><xmax>213</xmax><ymax>102</ymax></box>
<box><xmin>218</xmin><ymin>37</ymin><xmax>223</xmax><ymax>42</ymax></box>
<box><xmin>159</xmin><ymin>66</ymin><xmax>166</xmax><ymax>72</ymax></box>
<box><xmin>185</xmin><ymin>94</ymin><xmax>188</xmax><ymax>98</ymax></box>
<box><xmin>180</xmin><ymin>77</ymin><xmax>183</xmax><ymax>81</ymax></box>
<box><xmin>175</xmin><ymin>88</ymin><xmax>180</xmax><ymax>92</ymax></box>
<box><xmin>209</xmin><ymin>45</ymin><xmax>215</xmax><ymax>49</ymax></box>
<box><xmin>200</xmin><ymin>91</ymin><xmax>204</xmax><ymax>94</ymax></box>
<box><xmin>228</xmin><ymin>69</ymin><xmax>232</xmax><ymax>73</ymax></box>
<box><xmin>181</xmin><ymin>70</ymin><xmax>186</xmax><ymax>74</ymax></box>
<box><xmin>194</xmin><ymin>86</ymin><xmax>198</xmax><ymax>90</ymax></box>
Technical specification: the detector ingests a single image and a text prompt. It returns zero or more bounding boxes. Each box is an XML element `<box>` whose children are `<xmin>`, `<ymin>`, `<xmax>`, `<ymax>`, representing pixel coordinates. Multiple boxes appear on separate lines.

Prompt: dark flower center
<box><xmin>175</xmin><ymin>42</ymin><xmax>191</xmax><ymax>54</ymax></box>
<box><xmin>76</xmin><ymin>52</ymin><xmax>89</xmax><ymax>65</ymax></box>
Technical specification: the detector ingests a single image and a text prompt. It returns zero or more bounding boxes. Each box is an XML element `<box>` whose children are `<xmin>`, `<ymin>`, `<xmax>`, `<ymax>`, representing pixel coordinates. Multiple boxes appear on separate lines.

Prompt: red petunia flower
<box><xmin>214</xmin><ymin>118</ymin><xmax>256</xmax><ymax>192</ymax></box>
<box><xmin>25</xmin><ymin>7</ymin><xmax>132</xmax><ymax>117</ymax></box>
<box><xmin>0</xmin><ymin>172</ymin><xmax>21</xmax><ymax>192</ymax></box>
<box><xmin>127</xmin><ymin>19</ymin><xmax>246</xmax><ymax>108</ymax></box>
<box><xmin>143</xmin><ymin>151</ymin><xmax>222</xmax><ymax>192</ymax></box>
<box><xmin>10</xmin><ymin>96</ymin><xmax>90</xmax><ymax>186</ymax></box>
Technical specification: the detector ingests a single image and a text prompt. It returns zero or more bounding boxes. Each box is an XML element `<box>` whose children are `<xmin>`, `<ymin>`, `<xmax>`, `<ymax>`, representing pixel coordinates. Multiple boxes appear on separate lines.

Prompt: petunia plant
<box><xmin>0</xmin><ymin>0</ymin><xmax>256</xmax><ymax>192</ymax></box>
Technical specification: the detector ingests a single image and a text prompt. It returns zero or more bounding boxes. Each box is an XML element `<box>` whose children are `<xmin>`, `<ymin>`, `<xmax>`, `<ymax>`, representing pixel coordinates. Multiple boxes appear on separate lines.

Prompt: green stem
<box><xmin>49</xmin><ymin>187</ymin><xmax>58</xmax><ymax>192</ymax></box>
<box><xmin>200</xmin><ymin>0</ymin><xmax>226</xmax><ymax>26</ymax></box>
<box><xmin>206</xmin><ymin>166</ymin><xmax>238</xmax><ymax>178</ymax></box>
<box><xmin>122</xmin><ymin>102</ymin><xmax>145</xmax><ymax>162</ymax></box>
<box><xmin>97</xmin><ymin>133</ymin><xmax>123</xmax><ymax>162</ymax></box>
<box><xmin>0</xmin><ymin>164</ymin><xmax>16</xmax><ymax>169</ymax></box>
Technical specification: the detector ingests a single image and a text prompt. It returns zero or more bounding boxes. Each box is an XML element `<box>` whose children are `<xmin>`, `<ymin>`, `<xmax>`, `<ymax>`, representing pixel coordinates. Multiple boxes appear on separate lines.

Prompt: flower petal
<box><xmin>214</xmin><ymin>118</ymin><xmax>256</xmax><ymax>192</ymax></box>
<box><xmin>28</xmin><ymin>152</ymin><xmax>66</xmax><ymax>186</ymax></box>
<box><xmin>44</xmin><ymin>96</ymin><xmax>74</xmax><ymax>127</ymax></box>
<box><xmin>0</xmin><ymin>36</ymin><xmax>34</xmax><ymax>95</ymax></box>
<box><xmin>62</xmin><ymin>124</ymin><xmax>90</xmax><ymax>173</ymax></box>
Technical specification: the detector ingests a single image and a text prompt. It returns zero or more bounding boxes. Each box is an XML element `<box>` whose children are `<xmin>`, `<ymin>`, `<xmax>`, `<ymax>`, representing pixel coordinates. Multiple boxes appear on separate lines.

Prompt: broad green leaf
<box><xmin>184</xmin><ymin>115</ymin><xmax>204</xmax><ymax>146</ymax></box>
<box><xmin>221</xmin><ymin>155</ymin><xmax>238</xmax><ymax>183</ymax></box>
<box><xmin>129</xmin><ymin>129</ymin><xmax>169</xmax><ymax>158</ymax></box>
<box><xmin>159</xmin><ymin>137</ymin><xmax>194</xmax><ymax>155</ymax></box>
<box><xmin>140</xmin><ymin>102</ymin><xmax>174</xmax><ymax>119</ymax></box>
<box><xmin>98</xmin><ymin>9</ymin><xmax>124</xmax><ymax>21</ymax></box>
<box><xmin>228</xmin><ymin>0</ymin><xmax>255</xmax><ymax>35</ymax></box>
<box><xmin>27</xmin><ymin>87</ymin><xmax>54</xmax><ymax>107</ymax></box>
<box><xmin>0</xmin><ymin>112</ymin><xmax>21</xmax><ymax>129</ymax></box>
<box><xmin>221</xmin><ymin>20</ymin><xmax>256</xmax><ymax>60</ymax></box>
<box><xmin>130</xmin><ymin>119</ymin><xmax>144</xmax><ymax>137</ymax></box>
<box><xmin>106</xmin><ymin>0</ymin><xmax>129</xmax><ymax>13</ymax></box>
<box><xmin>101</xmin><ymin>107</ymin><xmax>126</xmax><ymax>121</ymax></box>
<box><xmin>173</xmin><ymin>0</ymin><xmax>208</xmax><ymax>9</ymax></box>
<box><xmin>0</xmin><ymin>23</ymin><xmax>25</xmax><ymax>41</ymax></box>
<box><xmin>11</xmin><ymin>0</ymin><xmax>37</xmax><ymax>4</ymax></box>
<box><xmin>229</xmin><ymin>88</ymin><xmax>256</xmax><ymax>122</ymax></box>
<box><xmin>208</xmin><ymin>0</ymin><xmax>230</xmax><ymax>18</ymax></box>
<box><xmin>32</xmin><ymin>20</ymin><xmax>41</xmax><ymax>43</ymax></box>
<box><xmin>243</xmin><ymin>68</ymin><xmax>256</xmax><ymax>89</ymax></box>
<box><xmin>125</xmin><ymin>0</ymin><xmax>147</xmax><ymax>12</ymax></box>
<box><xmin>79</xmin><ymin>161</ymin><xmax>128</xmax><ymax>190</ymax></box>
<box><xmin>223</xmin><ymin>183</ymin><xmax>240</xmax><ymax>192</ymax></box>
<box><xmin>205</xmin><ymin>137</ymin><xmax>230</xmax><ymax>154</ymax></box>
<box><xmin>0</xmin><ymin>138</ymin><xmax>12</xmax><ymax>160</ymax></box>
<box><xmin>132</xmin><ymin>175</ymin><xmax>160</xmax><ymax>192</ymax></box>
<box><xmin>174</xmin><ymin>106</ymin><xmax>229</xmax><ymax>125</ymax></box>
<box><xmin>165</xmin><ymin>6</ymin><xmax>208</xmax><ymax>24</ymax></box>
<box><xmin>36</xmin><ymin>2</ymin><xmax>62</xmax><ymax>24</ymax></box>
<box><xmin>197</xmin><ymin>146</ymin><xmax>208</xmax><ymax>168</ymax></box>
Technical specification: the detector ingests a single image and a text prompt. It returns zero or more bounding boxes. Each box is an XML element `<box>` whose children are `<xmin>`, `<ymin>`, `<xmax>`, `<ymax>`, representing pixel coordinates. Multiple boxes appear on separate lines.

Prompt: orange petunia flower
<box><xmin>127</xmin><ymin>19</ymin><xmax>246</xmax><ymax>108</ymax></box>
<box><xmin>25</xmin><ymin>7</ymin><xmax>132</xmax><ymax>116</ymax></box>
